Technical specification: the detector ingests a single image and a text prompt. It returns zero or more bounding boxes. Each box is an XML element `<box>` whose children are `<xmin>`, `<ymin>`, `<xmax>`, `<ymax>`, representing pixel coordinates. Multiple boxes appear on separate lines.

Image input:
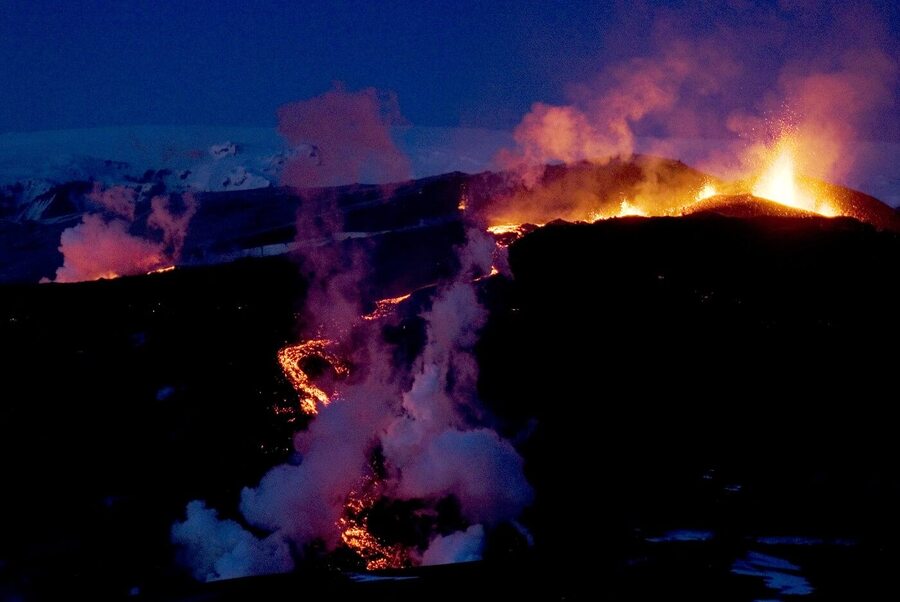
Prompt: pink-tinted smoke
<box><xmin>51</xmin><ymin>186</ymin><xmax>198</xmax><ymax>283</ymax></box>
<box><xmin>495</xmin><ymin>32</ymin><xmax>740</xmax><ymax>187</ymax></box>
<box><xmin>489</xmin><ymin>1</ymin><xmax>897</xmax><ymax>222</ymax></box>
<box><xmin>277</xmin><ymin>85</ymin><xmax>411</xmax><ymax>189</ymax></box>
<box><xmin>87</xmin><ymin>183</ymin><xmax>137</xmax><ymax>220</ymax></box>
<box><xmin>53</xmin><ymin>214</ymin><xmax>166</xmax><ymax>283</ymax></box>
<box><xmin>148</xmin><ymin>193</ymin><xmax>198</xmax><ymax>259</ymax></box>
<box><xmin>172</xmin><ymin>230</ymin><xmax>533</xmax><ymax>581</ymax></box>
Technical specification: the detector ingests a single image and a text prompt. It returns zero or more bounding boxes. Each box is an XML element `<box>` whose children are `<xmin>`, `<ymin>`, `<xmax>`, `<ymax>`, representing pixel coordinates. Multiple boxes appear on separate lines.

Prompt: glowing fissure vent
<box><xmin>752</xmin><ymin>137</ymin><xmax>836</xmax><ymax>216</ymax></box>
<box><xmin>617</xmin><ymin>199</ymin><xmax>648</xmax><ymax>217</ymax></box>
<box><xmin>696</xmin><ymin>182</ymin><xmax>717</xmax><ymax>201</ymax></box>
<box><xmin>147</xmin><ymin>265</ymin><xmax>176</xmax><ymax>275</ymax></box>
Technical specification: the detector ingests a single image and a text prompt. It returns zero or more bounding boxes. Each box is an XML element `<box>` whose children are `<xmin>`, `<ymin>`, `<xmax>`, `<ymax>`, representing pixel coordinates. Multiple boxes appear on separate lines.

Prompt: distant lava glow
<box><xmin>752</xmin><ymin>137</ymin><xmax>837</xmax><ymax>217</ymax></box>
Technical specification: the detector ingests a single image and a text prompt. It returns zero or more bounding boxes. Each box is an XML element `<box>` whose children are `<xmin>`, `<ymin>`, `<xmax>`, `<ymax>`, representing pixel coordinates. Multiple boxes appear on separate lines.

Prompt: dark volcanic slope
<box><xmin>2</xmin><ymin>209</ymin><xmax>900</xmax><ymax>599</ymax></box>
<box><xmin>3</xmin><ymin>159</ymin><xmax>897</xmax><ymax>285</ymax></box>
<box><xmin>483</xmin><ymin>213</ymin><xmax>900</xmax><ymax>440</ymax></box>
<box><xmin>478</xmin><ymin>214</ymin><xmax>900</xmax><ymax>594</ymax></box>
<box><xmin>684</xmin><ymin>194</ymin><xmax>821</xmax><ymax>218</ymax></box>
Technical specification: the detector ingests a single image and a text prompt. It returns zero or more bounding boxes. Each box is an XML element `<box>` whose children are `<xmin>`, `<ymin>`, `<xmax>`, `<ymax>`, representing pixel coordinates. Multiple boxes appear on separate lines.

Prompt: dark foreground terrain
<box><xmin>2</xmin><ymin>212</ymin><xmax>900</xmax><ymax>600</ymax></box>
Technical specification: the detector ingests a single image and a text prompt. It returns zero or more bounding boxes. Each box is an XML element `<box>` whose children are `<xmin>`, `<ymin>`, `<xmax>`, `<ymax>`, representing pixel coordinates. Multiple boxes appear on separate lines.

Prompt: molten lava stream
<box><xmin>277</xmin><ymin>339</ymin><xmax>348</xmax><ymax>415</ymax></box>
<box><xmin>279</xmin><ymin>278</ymin><xmax>509</xmax><ymax>568</ymax></box>
<box><xmin>339</xmin><ymin>477</ymin><xmax>409</xmax><ymax>570</ymax></box>
<box><xmin>361</xmin><ymin>293</ymin><xmax>412</xmax><ymax>321</ymax></box>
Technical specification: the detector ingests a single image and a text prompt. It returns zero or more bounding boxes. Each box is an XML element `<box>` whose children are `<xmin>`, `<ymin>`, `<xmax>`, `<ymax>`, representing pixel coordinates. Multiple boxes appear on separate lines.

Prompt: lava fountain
<box><xmin>752</xmin><ymin>136</ymin><xmax>837</xmax><ymax>217</ymax></box>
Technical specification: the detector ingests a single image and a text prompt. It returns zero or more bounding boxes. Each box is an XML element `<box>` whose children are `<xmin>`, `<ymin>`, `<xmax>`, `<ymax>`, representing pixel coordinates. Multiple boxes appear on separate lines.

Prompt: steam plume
<box><xmin>173</xmin><ymin>91</ymin><xmax>531</xmax><ymax>579</ymax></box>
<box><xmin>278</xmin><ymin>85</ymin><xmax>412</xmax><ymax>188</ymax></box>
<box><xmin>50</xmin><ymin>186</ymin><xmax>197</xmax><ymax>283</ymax></box>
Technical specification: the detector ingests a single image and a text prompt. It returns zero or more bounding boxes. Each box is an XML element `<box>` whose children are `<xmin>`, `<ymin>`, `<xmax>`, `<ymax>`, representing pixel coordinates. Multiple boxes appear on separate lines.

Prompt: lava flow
<box><xmin>484</xmin><ymin>132</ymin><xmax>849</xmax><ymax>243</ymax></box>
<box><xmin>147</xmin><ymin>265</ymin><xmax>176</xmax><ymax>275</ymax></box>
<box><xmin>277</xmin><ymin>264</ymin><xmax>507</xmax><ymax>568</ymax></box>
<box><xmin>338</xmin><ymin>476</ymin><xmax>409</xmax><ymax>570</ymax></box>
<box><xmin>361</xmin><ymin>293</ymin><xmax>412</xmax><ymax>321</ymax></box>
<box><xmin>277</xmin><ymin>339</ymin><xmax>349</xmax><ymax>415</ymax></box>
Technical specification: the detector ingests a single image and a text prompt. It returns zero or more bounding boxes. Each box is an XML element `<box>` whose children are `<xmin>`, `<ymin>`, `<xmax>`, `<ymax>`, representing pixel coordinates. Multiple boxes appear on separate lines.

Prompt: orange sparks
<box><xmin>696</xmin><ymin>183</ymin><xmax>717</xmax><ymax>201</ymax></box>
<box><xmin>277</xmin><ymin>339</ymin><xmax>349</xmax><ymax>415</ymax></box>
<box><xmin>362</xmin><ymin>293</ymin><xmax>412</xmax><ymax>321</ymax></box>
<box><xmin>751</xmin><ymin>136</ymin><xmax>836</xmax><ymax>216</ymax></box>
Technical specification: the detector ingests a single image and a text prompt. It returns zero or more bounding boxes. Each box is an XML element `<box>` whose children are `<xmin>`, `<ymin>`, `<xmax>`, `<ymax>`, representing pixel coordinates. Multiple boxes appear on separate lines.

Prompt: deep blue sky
<box><xmin>1</xmin><ymin>0</ymin><xmax>897</xmax><ymax>134</ymax></box>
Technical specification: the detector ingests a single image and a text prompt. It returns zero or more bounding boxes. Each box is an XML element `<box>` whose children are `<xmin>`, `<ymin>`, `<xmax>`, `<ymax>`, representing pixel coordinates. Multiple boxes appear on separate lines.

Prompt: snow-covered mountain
<box><xmin>1</xmin><ymin>126</ymin><xmax>896</xmax><ymax>211</ymax></box>
<box><xmin>0</xmin><ymin>126</ymin><xmax>516</xmax><ymax>211</ymax></box>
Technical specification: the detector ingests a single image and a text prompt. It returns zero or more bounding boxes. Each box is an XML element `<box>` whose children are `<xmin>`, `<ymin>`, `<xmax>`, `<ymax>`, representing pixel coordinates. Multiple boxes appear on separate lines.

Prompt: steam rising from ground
<box><xmin>173</xmin><ymin>88</ymin><xmax>531</xmax><ymax>580</ymax></box>
<box><xmin>173</xmin><ymin>231</ymin><xmax>531</xmax><ymax>580</ymax></box>
<box><xmin>50</xmin><ymin>185</ymin><xmax>196</xmax><ymax>283</ymax></box>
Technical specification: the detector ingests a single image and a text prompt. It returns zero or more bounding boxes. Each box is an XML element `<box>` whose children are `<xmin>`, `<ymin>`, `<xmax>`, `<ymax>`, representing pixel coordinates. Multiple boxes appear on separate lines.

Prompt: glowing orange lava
<box><xmin>752</xmin><ymin>138</ymin><xmax>836</xmax><ymax>216</ymax></box>
<box><xmin>487</xmin><ymin>223</ymin><xmax>535</xmax><ymax>236</ymax></box>
<box><xmin>338</xmin><ymin>477</ymin><xmax>409</xmax><ymax>570</ymax></box>
<box><xmin>696</xmin><ymin>182</ymin><xmax>717</xmax><ymax>201</ymax></box>
<box><xmin>147</xmin><ymin>265</ymin><xmax>176</xmax><ymax>275</ymax></box>
<box><xmin>277</xmin><ymin>339</ymin><xmax>349</xmax><ymax>415</ymax></box>
<box><xmin>616</xmin><ymin>199</ymin><xmax>648</xmax><ymax>217</ymax></box>
<box><xmin>362</xmin><ymin>293</ymin><xmax>412</xmax><ymax>321</ymax></box>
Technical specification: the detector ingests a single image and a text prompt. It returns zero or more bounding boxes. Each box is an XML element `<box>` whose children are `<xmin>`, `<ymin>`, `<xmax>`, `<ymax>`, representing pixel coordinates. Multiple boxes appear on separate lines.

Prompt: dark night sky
<box><xmin>1</xmin><ymin>0</ymin><xmax>897</xmax><ymax>136</ymax></box>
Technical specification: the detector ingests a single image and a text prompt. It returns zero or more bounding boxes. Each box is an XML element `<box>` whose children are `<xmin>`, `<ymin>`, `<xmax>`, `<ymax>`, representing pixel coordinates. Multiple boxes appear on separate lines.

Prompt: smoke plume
<box><xmin>88</xmin><ymin>183</ymin><xmax>137</xmax><ymax>220</ymax></box>
<box><xmin>53</xmin><ymin>214</ymin><xmax>166</xmax><ymax>283</ymax></box>
<box><xmin>277</xmin><ymin>85</ymin><xmax>412</xmax><ymax>189</ymax></box>
<box><xmin>173</xmin><ymin>89</ymin><xmax>530</xmax><ymax>579</ymax></box>
<box><xmin>51</xmin><ymin>186</ymin><xmax>197</xmax><ymax>283</ymax></box>
<box><xmin>173</xmin><ymin>229</ymin><xmax>532</xmax><ymax>579</ymax></box>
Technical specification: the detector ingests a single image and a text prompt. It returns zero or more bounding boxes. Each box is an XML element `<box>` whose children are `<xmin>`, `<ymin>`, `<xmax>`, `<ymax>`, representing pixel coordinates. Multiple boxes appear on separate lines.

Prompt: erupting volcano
<box><xmin>2</xmin><ymin>2</ymin><xmax>899</xmax><ymax>600</ymax></box>
<box><xmin>481</xmin><ymin>130</ymin><xmax>897</xmax><ymax>241</ymax></box>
